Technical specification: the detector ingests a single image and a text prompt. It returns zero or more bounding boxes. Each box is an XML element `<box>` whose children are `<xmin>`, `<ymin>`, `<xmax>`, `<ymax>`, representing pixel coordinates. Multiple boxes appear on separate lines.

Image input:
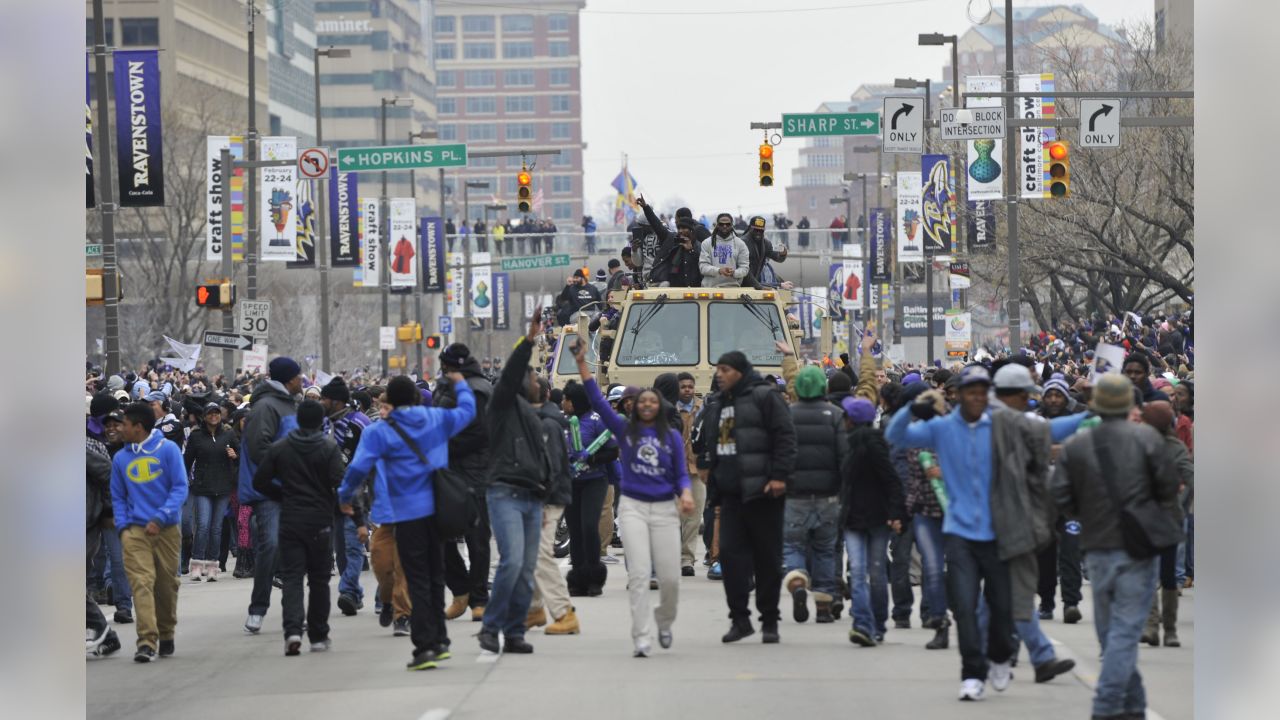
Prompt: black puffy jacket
<box><xmin>702</xmin><ymin>372</ymin><xmax>797</xmax><ymax>504</ymax></box>
<box><xmin>434</xmin><ymin>355</ymin><xmax>493</xmax><ymax>483</ymax></box>
<box><xmin>253</xmin><ymin>428</ymin><xmax>347</xmax><ymax>528</ymax></box>
<box><xmin>788</xmin><ymin>398</ymin><xmax>847</xmax><ymax>497</ymax></box>
<box><xmin>184</xmin><ymin>424</ymin><xmax>239</xmax><ymax>496</ymax></box>
<box><xmin>537</xmin><ymin>402</ymin><xmax>573</xmax><ymax>507</ymax></box>
<box><xmin>840</xmin><ymin>424</ymin><xmax>906</xmax><ymax>530</ymax></box>
<box><xmin>485</xmin><ymin>339</ymin><xmax>550</xmax><ymax>497</ymax></box>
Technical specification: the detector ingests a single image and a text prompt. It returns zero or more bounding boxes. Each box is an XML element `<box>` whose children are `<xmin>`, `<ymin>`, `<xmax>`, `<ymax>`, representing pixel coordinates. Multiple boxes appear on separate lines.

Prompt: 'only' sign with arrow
<box><xmin>882</xmin><ymin>97</ymin><xmax>925</xmax><ymax>154</ymax></box>
<box><xmin>1080</xmin><ymin>99</ymin><xmax>1121</xmax><ymax>148</ymax></box>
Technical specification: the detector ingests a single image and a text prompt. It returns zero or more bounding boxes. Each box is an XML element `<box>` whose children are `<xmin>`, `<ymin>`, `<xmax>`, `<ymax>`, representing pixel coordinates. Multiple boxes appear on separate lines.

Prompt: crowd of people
<box><xmin>86</xmin><ymin>299</ymin><xmax>1193</xmax><ymax>716</ymax></box>
<box><xmin>445</xmin><ymin>216</ymin><xmax>562</xmax><ymax>256</ymax></box>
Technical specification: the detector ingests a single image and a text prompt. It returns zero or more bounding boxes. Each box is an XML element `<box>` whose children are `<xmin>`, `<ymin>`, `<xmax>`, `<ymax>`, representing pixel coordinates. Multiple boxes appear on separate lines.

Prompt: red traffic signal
<box><xmin>425</xmin><ymin>334</ymin><xmax>443</xmax><ymax>350</ymax></box>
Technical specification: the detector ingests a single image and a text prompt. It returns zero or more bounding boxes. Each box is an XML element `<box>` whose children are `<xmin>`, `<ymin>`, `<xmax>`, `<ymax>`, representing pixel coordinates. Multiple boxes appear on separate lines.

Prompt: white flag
<box><xmin>163</xmin><ymin>335</ymin><xmax>202</xmax><ymax>360</ymax></box>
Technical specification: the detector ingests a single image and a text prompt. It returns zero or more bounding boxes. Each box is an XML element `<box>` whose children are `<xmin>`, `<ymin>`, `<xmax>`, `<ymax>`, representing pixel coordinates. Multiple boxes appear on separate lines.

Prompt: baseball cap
<box><xmin>143</xmin><ymin>390</ymin><xmax>167</xmax><ymax>403</ymax></box>
<box><xmin>993</xmin><ymin>364</ymin><xmax>1035</xmax><ymax>391</ymax></box>
<box><xmin>607</xmin><ymin>386</ymin><xmax>625</xmax><ymax>403</ymax></box>
<box><xmin>957</xmin><ymin>365</ymin><xmax>992</xmax><ymax>388</ymax></box>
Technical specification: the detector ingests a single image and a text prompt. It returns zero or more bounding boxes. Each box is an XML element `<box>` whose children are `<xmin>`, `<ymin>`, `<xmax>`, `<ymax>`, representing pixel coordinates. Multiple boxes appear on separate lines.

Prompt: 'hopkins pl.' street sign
<box><xmin>337</xmin><ymin>143</ymin><xmax>468</xmax><ymax>172</ymax></box>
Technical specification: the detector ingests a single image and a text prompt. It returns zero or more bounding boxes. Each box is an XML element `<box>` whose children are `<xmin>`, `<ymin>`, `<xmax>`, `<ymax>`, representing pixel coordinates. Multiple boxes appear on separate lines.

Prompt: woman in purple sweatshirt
<box><xmin>572</xmin><ymin>342</ymin><xmax>694</xmax><ymax>657</ymax></box>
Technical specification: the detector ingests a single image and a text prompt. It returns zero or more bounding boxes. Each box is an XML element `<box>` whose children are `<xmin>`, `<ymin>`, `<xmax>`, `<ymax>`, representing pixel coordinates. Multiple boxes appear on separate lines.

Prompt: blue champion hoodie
<box><xmin>338</xmin><ymin>381</ymin><xmax>475</xmax><ymax>524</ymax></box>
<box><xmin>111</xmin><ymin>428</ymin><xmax>189</xmax><ymax>530</ymax></box>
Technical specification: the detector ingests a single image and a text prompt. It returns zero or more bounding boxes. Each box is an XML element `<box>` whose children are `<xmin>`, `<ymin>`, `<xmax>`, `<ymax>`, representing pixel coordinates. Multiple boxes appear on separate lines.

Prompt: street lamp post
<box><xmin>379</xmin><ymin>96</ymin><xmax>413</xmax><ymax>376</ymax></box>
<box><xmin>408</xmin><ymin>129</ymin><xmax>437</xmax><ymax>377</ymax></box>
<box><xmin>313</xmin><ymin>47</ymin><xmax>350</xmax><ymax>375</ymax></box>
<box><xmin>895</xmin><ymin>77</ymin><xmax>936</xmax><ymax>366</ymax></box>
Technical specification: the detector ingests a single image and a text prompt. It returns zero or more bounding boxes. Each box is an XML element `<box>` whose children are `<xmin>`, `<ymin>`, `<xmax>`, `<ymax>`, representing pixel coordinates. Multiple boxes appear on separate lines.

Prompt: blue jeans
<box><xmin>844</xmin><ymin>526</ymin><xmax>891</xmax><ymax>636</ymax></box>
<box><xmin>334</xmin><ymin>515</ymin><xmax>365</xmax><ymax>601</ymax></box>
<box><xmin>101</xmin><ymin>526</ymin><xmax>132</xmax><ymax>611</ymax></box>
<box><xmin>1086</xmin><ymin>549</ymin><xmax>1159</xmax><ymax>717</ymax></box>
<box><xmin>248</xmin><ymin>500</ymin><xmax>282</xmax><ymax>616</ymax></box>
<box><xmin>782</xmin><ymin>496</ymin><xmax>840</xmax><ymax>596</ymax></box>
<box><xmin>180</xmin><ymin>493</ymin><xmax>195</xmax><ymax>572</ymax></box>
<box><xmin>978</xmin><ymin>596</ymin><xmax>1056</xmax><ymax>667</ymax></box>
<box><xmin>913</xmin><ymin>514</ymin><xmax>947</xmax><ymax>622</ymax></box>
<box><xmin>192</xmin><ymin>494</ymin><xmax>231</xmax><ymax>561</ymax></box>
<box><xmin>483</xmin><ymin>485</ymin><xmax>542</xmax><ymax>639</ymax></box>
<box><xmin>1175</xmin><ymin>513</ymin><xmax>1193</xmax><ymax>585</ymax></box>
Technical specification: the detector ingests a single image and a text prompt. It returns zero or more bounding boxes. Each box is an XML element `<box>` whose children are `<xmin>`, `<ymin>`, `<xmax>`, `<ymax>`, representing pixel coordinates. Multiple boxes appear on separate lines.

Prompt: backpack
<box><xmin>384</xmin><ymin>417</ymin><xmax>478</xmax><ymax>538</ymax></box>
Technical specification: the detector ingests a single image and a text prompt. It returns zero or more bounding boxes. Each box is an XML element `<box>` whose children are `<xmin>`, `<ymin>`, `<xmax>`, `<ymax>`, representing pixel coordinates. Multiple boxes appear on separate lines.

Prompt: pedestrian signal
<box><xmin>758</xmin><ymin>144</ymin><xmax>774</xmax><ymax>187</ymax></box>
<box><xmin>517</xmin><ymin>167</ymin><xmax>533</xmax><ymax>213</ymax></box>
<box><xmin>1047</xmin><ymin>141</ymin><xmax>1070</xmax><ymax>198</ymax></box>
<box><xmin>425</xmin><ymin>334</ymin><xmax>443</xmax><ymax>350</ymax></box>
<box><xmin>195</xmin><ymin>281</ymin><xmax>234</xmax><ymax>308</ymax></box>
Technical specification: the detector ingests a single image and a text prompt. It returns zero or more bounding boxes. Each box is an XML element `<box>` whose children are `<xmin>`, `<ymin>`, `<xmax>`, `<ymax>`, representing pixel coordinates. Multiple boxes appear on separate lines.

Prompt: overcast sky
<box><xmin>578</xmin><ymin>0</ymin><xmax>1156</xmax><ymax>223</ymax></box>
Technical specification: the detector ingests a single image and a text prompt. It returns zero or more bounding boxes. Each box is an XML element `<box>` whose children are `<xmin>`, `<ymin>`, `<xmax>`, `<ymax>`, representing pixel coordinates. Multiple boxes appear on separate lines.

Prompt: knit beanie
<box><xmin>296</xmin><ymin>399</ymin><xmax>324</xmax><ymax>430</ymax></box>
<box><xmin>827</xmin><ymin>372</ymin><xmax>853</xmax><ymax>395</ymax></box>
<box><xmin>268</xmin><ymin>356</ymin><xmax>302</xmax><ymax>384</ymax></box>
<box><xmin>715</xmin><ymin>351</ymin><xmax>752</xmax><ymax>375</ymax></box>
<box><xmin>842</xmin><ymin>397</ymin><xmax>876</xmax><ymax>424</ymax></box>
<box><xmin>321</xmin><ymin>376</ymin><xmax>351</xmax><ymax>403</ymax></box>
<box><xmin>794</xmin><ymin>366</ymin><xmax>827</xmax><ymax>400</ymax></box>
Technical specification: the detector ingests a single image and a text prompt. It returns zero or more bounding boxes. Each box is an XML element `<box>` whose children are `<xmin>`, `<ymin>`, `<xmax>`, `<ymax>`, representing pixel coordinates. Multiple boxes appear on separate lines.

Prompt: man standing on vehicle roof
<box><xmin>741</xmin><ymin>216</ymin><xmax>788</xmax><ymax>289</ymax></box>
<box><xmin>700</xmin><ymin>213</ymin><xmax>750</xmax><ymax>288</ymax></box>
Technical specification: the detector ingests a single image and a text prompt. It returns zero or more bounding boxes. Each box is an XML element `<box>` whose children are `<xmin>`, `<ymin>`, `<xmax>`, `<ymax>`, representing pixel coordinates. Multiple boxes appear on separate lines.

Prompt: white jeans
<box><xmin>531</xmin><ymin>505</ymin><xmax>572</xmax><ymax>620</ymax></box>
<box><xmin>618</xmin><ymin>496</ymin><xmax>682</xmax><ymax>645</ymax></box>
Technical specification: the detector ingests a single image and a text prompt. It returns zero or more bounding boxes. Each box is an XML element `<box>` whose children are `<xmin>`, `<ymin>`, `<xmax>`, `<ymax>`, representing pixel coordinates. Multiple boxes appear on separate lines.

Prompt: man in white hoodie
<box><xmin>700</xmin><ymin>213</ymin><xmax>751</xmax><ymax>288</ymax></box>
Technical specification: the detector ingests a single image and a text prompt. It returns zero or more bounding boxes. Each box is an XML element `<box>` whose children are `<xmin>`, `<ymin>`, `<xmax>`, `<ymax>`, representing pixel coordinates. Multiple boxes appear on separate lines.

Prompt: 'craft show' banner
<box><xmin>1019</xmin><ymin>72</ymin><xmax>1056</xmax><ymax>199</ymax></box>
<box><xmin>112</xmin><ymin>50</ymin><xmax>164</xmax><ymax>207</ymax></box>
<box><xmin>355</xmin><ymin>197</ymin><xmax>380</xmax><ymax>287</ymax></box>
<box><xmin>920</xmin><ymin>154</ymin><xmax>955</xmax><ymax>256</ymax></box>
<box><xmin>896</xmin><ymin>172</ymin><xmax>924</xmax><ymax>264</ymax></box>
<box><xmin>206</xmin><ymin>136</ymin><xmax>245</xmax><ymax>261</ymax></box>
<box><xmin>420</xmin><ymin>216</ymin><xmax>446</xmax><ymax>292</ymax></box>
<box><xmin>492</xmin><ymin>272</ymin><xmax>511</xmax><ymax>330</ymax></box>
<box><xmin>260</xmin><ymin>136</ymin><xmax>297</xmax><ymax>262</ymax></box>
<box><xmin>329</xmin><ymin>171</ymin><xmax>359</xmax><ymax>267</ymax></box>
<box><xmin>388</xmin><ymin>198</ymin><xmax>417</xmax><ymax>288</ymax></box>
<box><xmin>869</xmin><ymin>208</ymin><xmax>891</xmax><ymax>283</ymax></box>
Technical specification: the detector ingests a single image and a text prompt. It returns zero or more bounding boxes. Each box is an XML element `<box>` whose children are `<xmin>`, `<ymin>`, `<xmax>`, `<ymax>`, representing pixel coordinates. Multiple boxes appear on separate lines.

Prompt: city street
<box><xmin>88</xmin><ymin>545</ymin><xmax>1193</xmax><ymax>720</ymax></box>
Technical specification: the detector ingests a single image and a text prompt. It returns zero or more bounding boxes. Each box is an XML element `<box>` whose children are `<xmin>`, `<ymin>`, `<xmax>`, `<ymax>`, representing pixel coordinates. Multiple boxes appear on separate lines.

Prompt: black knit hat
<box><xmin>320</xmin><ymin>376</ymin><xmax>350</xmax><ymax>403</ymax></box>
<box><xmin>89</xmin><ymin>392</ymin><xmax>119</xmax><ymax>419</ymax></box>
<box><xmin>296</xmin><ymin>399</ymin><xmax>325</xmax><ymax>430</ymax></box>
<box><xmin>439</xmin><ymin>343</ymin><xmax>471</xmax><ymax>368</ymax></box>
<box><xmin>715</xmin><ymin>351</ymin><xmax>752</xmax><ymax>375</ymax></box>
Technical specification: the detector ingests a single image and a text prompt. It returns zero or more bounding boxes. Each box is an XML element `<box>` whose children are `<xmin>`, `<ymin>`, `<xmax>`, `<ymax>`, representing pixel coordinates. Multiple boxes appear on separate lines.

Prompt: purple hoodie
<box><xmin>584</xmin><ymin>378</ymin><xmax>690</xmax><ymax>502</ymax></box>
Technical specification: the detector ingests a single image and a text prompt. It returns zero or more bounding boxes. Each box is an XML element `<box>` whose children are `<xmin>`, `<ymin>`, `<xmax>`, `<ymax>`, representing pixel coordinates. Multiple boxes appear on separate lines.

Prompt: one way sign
<box><xmin>1079</xmin><ymin>98</ymin><xmax>1121</xmax><ymax>148</ymax></box>
<box><xmin>882</xmin><ymin>97</ymin><xmax>925</xmax><ymax>154</ymax></box>
<box><xmin>203</xmin><ymin>331</ymin><xmax>254</xmax><ymax>350</ymax></box>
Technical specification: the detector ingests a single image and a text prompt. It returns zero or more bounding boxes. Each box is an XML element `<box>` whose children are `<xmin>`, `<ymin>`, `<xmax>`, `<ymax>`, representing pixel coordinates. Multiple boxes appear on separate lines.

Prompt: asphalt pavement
<box><xmin>87</xmin><ymin>542</ymin><xmax>1192</xmax><ymax>720</ymax></box>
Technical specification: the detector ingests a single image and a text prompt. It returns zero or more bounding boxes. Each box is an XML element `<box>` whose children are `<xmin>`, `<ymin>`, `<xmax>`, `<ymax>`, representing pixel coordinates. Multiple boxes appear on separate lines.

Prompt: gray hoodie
<box><xmin>699</xmin><ymin>233</ymin><xmax>751</xmax><ymax>287</ymax></box>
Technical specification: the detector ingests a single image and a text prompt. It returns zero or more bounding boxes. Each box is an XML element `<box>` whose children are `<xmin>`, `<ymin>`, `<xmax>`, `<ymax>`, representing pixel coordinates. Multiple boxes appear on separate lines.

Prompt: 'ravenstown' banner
<box><xmin>967</xmin><ymin>200</ymin><xmax>996</xmax><ymax>251</ymax></box>
<box><xmin>420</xmin><ymin>216</ymin><xmax>445</xmax><ymax>292</ymax></box>
<box><xmin>492</xmin><ymin>272</ymin><xmax>511</xmax><ymax>330</ymax></box>
<box><xmin>329</xmin><ymin>172</ymin><xmax>358</xmax><ymax>267</ymax></box>
<box><xmin>869</xmin><ymin>208</ymin><xmax>891</xmax><ymax>283</ymax></box>
<box><xmin>112</xmin><ymin>50</ymin><xmax>164</xmax><ymax>207</ymax></box>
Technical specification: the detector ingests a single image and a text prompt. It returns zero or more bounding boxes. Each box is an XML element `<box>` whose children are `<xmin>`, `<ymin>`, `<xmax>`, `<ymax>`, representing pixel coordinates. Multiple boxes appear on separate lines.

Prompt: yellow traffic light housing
<box><xmin>1047</xmin><ymin>141</ymin><xmax>1070</xmax><ymax>198</ymax></box>
<box><xmin>517</xmin><ymin>167</ymin><xmax>533</xmax><ymax>213</ymax></box>
<box><xmin>758</xmin><ymin>144</ymin><xmax>774</xmax><ymax>187</ymax></box>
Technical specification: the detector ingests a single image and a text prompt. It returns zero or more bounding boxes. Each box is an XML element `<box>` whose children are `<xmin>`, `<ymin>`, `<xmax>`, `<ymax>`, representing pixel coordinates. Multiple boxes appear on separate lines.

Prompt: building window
<box><xmin>504</xmin><ymin>95</ymin><xmax>535</xmax><ymax>114</ymax></box>
<box><xmin>86</xmin><ymin>18</ymin><xmax>115</xmax><ymax>47</ymax></box>
<box><xmin>548</xmin><ymin>13</ymin><xmax>571</xmax><ymax>32</ymax></box>
<box><xmin>552</xmin><ymin>176</ymin><xmax>573</xmax><ymax>194</ymax></box>
<box><xmin>550</xmin><ymin>95</ymin><xmax>571</xmax><ymax>113</ymax></box>
<box><xmin>439</xmin><ymin>124</ymin><xmax>457</xmax><ymax>140</ymax></box>
<box><xmin>550</xmin><ymin>122</ymin><xmax>573</xmax><ymax>140</ymax></box>
<box><xmin>468</xmin><ymin>123</ymin><xmax>497</xmax><ymax>141</ymax></box>
<box><xmin>505</xmin><ymin>123</ymin><xmax>536</xmax><ymax>141</ymax></box>
<box><xmin>808</xmin><ymin>197</ymin><xmax>817</xmax><ymax>210</ymax></box>
<box><xmin>120</xmin><ymin>18</ymin><xmax>159</xmax><ymax>46</ymax></box>
<box><xmin>434</xmin><ymin>43</ymin><xmax>455</xmax><ymax>60</ymax></box>
<box><xmin>503</xmin><ymin>41</ymin><xmax>534</xmax><ymax>59</ymax></box>
<box><xmin>462</xmin><ymin>16</ymin><xmax>495</xmax><ymax>33</ymax></box>
<box><xmin>269</xmin><ymin>114</ymin><xmax>282</xmax><ymax>136</ymax></box>
<box><xmin>549</xmin><ymin>41</ymin><xmax>571</xmax><ymax>58</ymax></box>
<box><xmin>552</xmin><ymin>202</ymin><xmax>574</xmax><ymax>220</ymax></box>
<box><xmin>465</xmin><ymin>96</ymin><xmax>496</xmax><ymax>114</ymax></box>
<box><xmin>470</xmin><ymin>156</ymin><xmax>497</xmax><ymax>167</ymax></box>
<box><xmin>437</xmin><ymin>98</ymin><xmax>457</xmax><ymax>115</ymax></box>
<box><xmin>437</xmin><ymin>70</ymin><xmax>456</xmax><ymax>87</ymax></box>
<box><xmin>434</xmin><ymin>15</ymin><xmax>455</xmax><ymax>34</ymax></box>
<box><xmin>503</xmin><ymin>68</ymin><xmax>534</xmax><ymax>87</ymax></box>
<box><xmin>463</xmin><ymin>42</ymin><xmax>495</xmax><ymax>59</ymax></box>
<box><xmin>549</xmin><ymin>68</ymin><xmax>571</xmax><ymax>86</ymax></box>
<box><xmin>552</xmin><ymin>151</ymin><xmax>572</xmax><ymax>167</ymax></box>
<box><xmin>502</xmin><ymin>14</ymin><xmax>534</xmax><ymax>33</ymax></box>
<box><xmin>463</xmin><ymin>69</ymin><xmax>495</xmax><ymax>87</ymax></box>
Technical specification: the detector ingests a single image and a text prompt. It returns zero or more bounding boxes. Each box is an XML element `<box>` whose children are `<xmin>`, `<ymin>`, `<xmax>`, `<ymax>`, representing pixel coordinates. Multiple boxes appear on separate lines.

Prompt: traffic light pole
<box><xmin>91</xmin><ymin>0</ymin><xmax>120</xmax><ymax>376</ymax></box>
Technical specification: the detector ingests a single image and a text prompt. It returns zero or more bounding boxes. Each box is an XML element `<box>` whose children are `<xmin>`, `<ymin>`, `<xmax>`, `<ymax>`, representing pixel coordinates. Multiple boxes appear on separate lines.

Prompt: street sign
<box><xmin>379</xmin><ymin>327</ymin><xmax>396</xmax><ymax>351</ymax></box>
<box><xmin>238</xmin><ymin>300</ymin><xmax>271</xmax><ymax>339</ymax></box>
<box><xmin>203</xmin><ymin>331</ymin><xmax>253</xmax><ymax>350</ymax></box>
<box><xmin>781</xmin><ymin>112</ymin><xmax>880</xmax><ymax>137</ymax></box>
<box><xmin>85</xmin><ymin>243</ymin><xmax>102</xmax><ymax>257</ymax></box>
<box><xmin>500</xmin><ymin>253</ymin><xmax>572</xmax><ymax>271</ymax></box>
<box><xmin>939</xmin><ymin>106</ymin><xmax>1005</xmax><ymax>141</ymax></box>
<box><xmin>882</xmin><ymin>97</ymin><xmax>925</xmax><ymax>154</ymax></box>
<box><xmin>297</xmin><ymin>147</ymin><xmax>331</xmax><ymax>179</ymax></box>
<box><xmin>1079</xmin><ymin>98</ymin><xmax>1121</xmax><ymax>148</ymax></box>
<box><xmin>439</xmin><ymin>316</ymin><xmax>453</xmax><ymax>335</ymax></box>
<box><xmin>337</xmin><ymin>143</ymin><xmax>468</xmax><ymax>172</ymax></box>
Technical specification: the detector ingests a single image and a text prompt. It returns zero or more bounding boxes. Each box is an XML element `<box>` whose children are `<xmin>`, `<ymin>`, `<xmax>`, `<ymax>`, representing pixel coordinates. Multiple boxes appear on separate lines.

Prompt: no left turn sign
<box><xmin>298</xmin><ymin>147</ymin><xmax>331</xmax><ymax>179</ymax></box>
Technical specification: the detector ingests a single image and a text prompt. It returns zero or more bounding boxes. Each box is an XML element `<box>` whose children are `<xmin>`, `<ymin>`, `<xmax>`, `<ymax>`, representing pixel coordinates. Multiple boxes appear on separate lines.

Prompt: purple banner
<box><xmin>86</xmin><ymin>55</ymin><xmax>94</xmax><ymax>209</ymax></box>
<box><xmin>420</xmin><ymin>216</ymin><xmax>446</xmax><ymax>293</ymax></box>
<box><xmin>869</xmin><ymin>208</ymin><xmax>891</xmax><ymax>283</ymax></box>
<box><xmin>112</xmin><ymin>50</ymin><xmax>164</xmax><ymax>207</ymax></box>
<box><xmin>493</xmin><ymin>272</ymin><xmax>510</xmax><ymax>330</ymax></box>
<box><xmin>329</xmin><ymin>171</ymin><xmax>358</xmax><ymax>267</ymax></box>
<box><xmin>920</xmin><ymin>154</ymin><xmax>954</xmax><ymax>255</ymax></box>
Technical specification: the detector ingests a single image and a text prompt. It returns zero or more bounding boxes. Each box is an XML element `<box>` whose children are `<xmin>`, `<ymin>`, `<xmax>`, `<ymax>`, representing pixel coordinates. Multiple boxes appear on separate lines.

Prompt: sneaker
<box><xmin>158</xmin><ymin>639</ymin><xmax>174</xmax><ymax>657</ymax></box>
<box><xmin>989</xmin><ymin>660</ymin><xmax>1013</xmax><ymax>691</ymax></box>
<box><xmin>761</xmin><ymin>623</ymin><xmax>780</xmax><ymax>644</ymax></box>
<box><xmin>958</xmin><ymin>678</ymin><xmax>985</xmax><ymax>701</ymax></box>
<box><xmin>406</xmin><ymin>648</ymin><xmax>439</xmax><ymax>671</ymax></box>
<box><xmin>1063</xmin><ymin>605</ymin><xmax>1083</xmax><ymax>624</ymax></box>
<box><xmin>206</xmin><ymin>564</ymin><xmax>219</xmax><ymax>582</ymax></box>
<box><xmin>707</xmin><ymin>562</ymin><xmax>723</xmax><ymax>580</ymax></box>
<box><xmin>244</xmin><ymin>614</ymin><xmax>264</xmax><ymax>634</ymax></box>
<box><xmin>379</xmin><ymin>603</ymin><xmax>394</xmax><ymax>628</ymax></box>
<box><xmin>1034</xmin><ymin>657</ymin><xmax>1076</xmax><ymax>683</ymax></box>
<box><xmin>601</xmin><ymin>554</ymin><xmax>620</xmax><ymax>565</ymax></box>
<box><xmin>658</xmin><ymin>630</ymin><xmax>673</xmax><ymax>649</ymax></box>
<box><xmin>285</xmin><ymin>635</ymin><xmax>302</xmax><ymax>656</ymax></box>
<box><xmin>721</xmin><ymin>622</ymin><xmax>754</xmax><ymax>643</ymax></box>
<box><xmin>477</xmin><ymin>630</ymin><xmax>501</xmax><ymax>654</ymax></box>
<box><xmin>894</xmin><ymin>618</ymin><xmax>911</xmax><ymax>629</ymax></box>
<box><xmin>133</xmin><ymin>645</ymin><xmax>157</xmax><ymax>663</ymax></box>
<box><xmin>432</xmin><ymin>643</ymin><xmax>452</xmax><ymax>660</ymax></box>
<box><xmin>633</xmin><ymin>641</ymin><xmax>652</xmax><ymax>658</ymax></box>
<box><xmin>93</xmin><ymin>630</ymin><xmax>121</xmax><ymax>657</ymax></box>
<box><xmin>681</xmin><ymin>565</ymin><xmax>695</xmax><ymax>577</ymax></box>
<box><xmin>393</xmin><ymin>617</ymin><xmax>411</xmax><ymax>636</ymax></box>
<box><xmin>848</xmin><ymin>628</ymin><xmax>876</xmax><ymax>647</ymax></box>
<box><xmin>311</xmin><ymin>638</ymin><xmax>332</xmax><ymax>652</ymax></box>
<box><xmin>874</xmin><ymin>633</ymin><xmax>885</xmax><ymax>644</ymax></box>
<box><xmin>792</xmin><ymin>587</ymin><xmax>809</xmax><ymax>623</ymax></box>
<box><xmin>86</xmin><ymin>625</ymin><xmax>110</xmax><ymax>652</ymax></box>
<box><xmin>504</xmin><ymin>635</ymin><xmax>534</xmax><ymax>654</ymax></box>
<box><xmin>830</xmin><ymin>599</ymin><xmax>844</xmax><ymax>620</ymax></box>
<box><xmin>337</xmin><ymin>594</ymin><xmax>359</xmax><ymax>617</ymax></box>
<box><xmin>1038</xmin><ymin>608</ymin><xmax>1053</xmax><ymax>621</ymax></box>
<box><xmin>272</xmin><ymin>575</ymin><xmax>284</xmax><ymax>590</ymax></box>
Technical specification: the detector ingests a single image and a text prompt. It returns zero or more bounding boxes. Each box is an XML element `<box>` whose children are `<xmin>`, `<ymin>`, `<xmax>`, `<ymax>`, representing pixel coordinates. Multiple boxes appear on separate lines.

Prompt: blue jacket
<box><xmin>338</xmin><ymin>382</ymin><xmax>475</xmax><ymax>524</ymax></box>
<box><xmin>111</xmin><ymin>429</ymin><xmax>188</xmax><ymax>529</ymax></box>
<box><xmin>886</xmin><ymin>407</ymin><xmax>995</xmax><ymax>542</ymax></box>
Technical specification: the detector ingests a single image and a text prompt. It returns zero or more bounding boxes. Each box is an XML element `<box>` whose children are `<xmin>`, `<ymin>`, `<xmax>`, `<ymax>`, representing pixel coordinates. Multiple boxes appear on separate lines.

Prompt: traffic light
<box><xmin>86</xmin><ymin>269</ymin><xmax>124</xmax><ymax>306</ymax></box>
<box><xmin>758</xmin><ymin>144</ymin><xmax>774</xmax><ymax>187</ymax></box>
<box><xmin>195</xmin><ymin>281</ymin><xmax>235</xmax><ymax>308</ymax></box>
<box><xmin>425</xmin><ymin>334</ymin><xmax>443</xmax><ymax>350</ymax></box>
<box><xmin>1047</xmin><ymin>140</ymin><xmax>1070</xmax><ymax>198</ymax></box>
<box><xmin>517</xmin><ymin>166</ymin><xmax>532</xmax><ymax>213</ymax></box>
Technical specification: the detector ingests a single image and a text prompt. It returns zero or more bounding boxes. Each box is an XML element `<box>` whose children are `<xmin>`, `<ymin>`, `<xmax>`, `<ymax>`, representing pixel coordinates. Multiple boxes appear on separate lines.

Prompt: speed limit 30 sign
<box><xmin>239</xmin><ymin>300</ymin><xmax>271</xmax><ymax>341</ymax></box>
